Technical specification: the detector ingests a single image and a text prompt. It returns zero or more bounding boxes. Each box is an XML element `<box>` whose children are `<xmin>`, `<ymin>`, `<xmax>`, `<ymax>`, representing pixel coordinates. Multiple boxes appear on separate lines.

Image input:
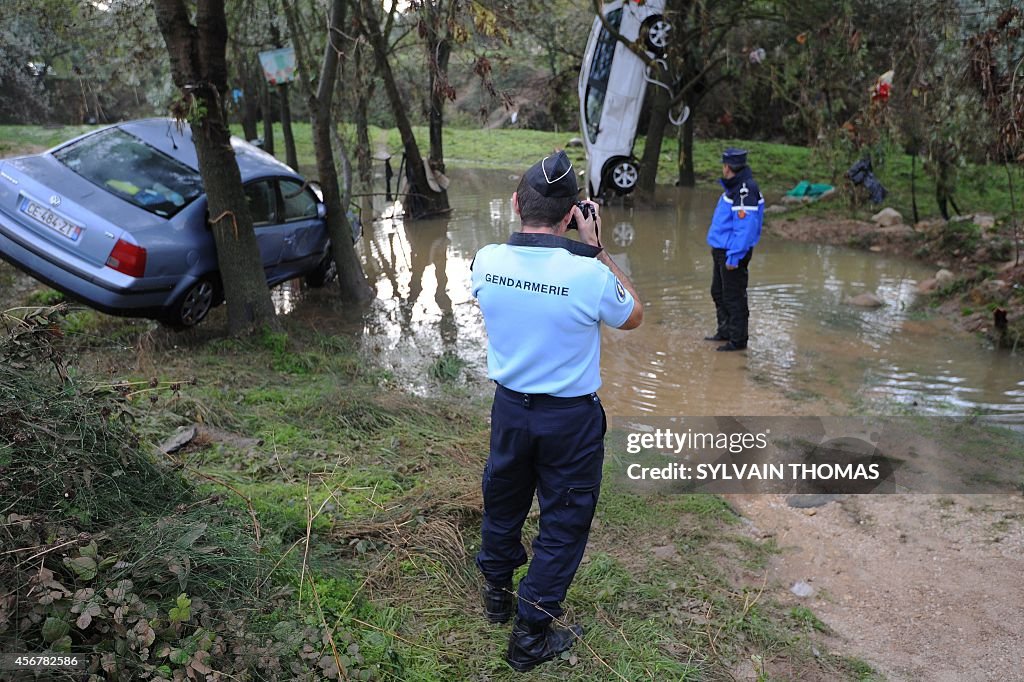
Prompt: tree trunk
<box><xmin>357</xmin><ymin>0</ymin><xmax>449</xmax><ymax>219</ymax></box>
<box><xmin>637</xmin><ymin>63</ymin><xmax>671</xmax><ymax>202</ymax></box>
<box><xmin>353</xmin><ymin>45</ymin><xmax>375</xmax><ymax>194</ymax></box>
<box><xmin>153</xmin><ymin>0</ymin><xmax>280</xmax><ymax>334</ymax></box>
<box><xmin>286</xmin><ymin>0</ymin><xmax>373</xmax><ymax>303</ymax></box>
<box><xmin>259</xmin><ymin>70</ymin><xmax>275</xmax><ymax>155</ymax></box>
<box><xmin>427</xmin><ymin>37</ymin><xmax>451</xmax><ymax>175</ymax></box>
<box><xmin>278</xmin><ymin>82</ymin><xmax>299</xmax><ymax>170</ymax></box>
<box><xmin>677</xmin><ymin>101</ymin><xmax>696</xmax><ymax>187</ymax></box>
<box><xmin>239</xmin><ymin>54</ymin><xmax>259</xmax><ymax>142</ymax></box>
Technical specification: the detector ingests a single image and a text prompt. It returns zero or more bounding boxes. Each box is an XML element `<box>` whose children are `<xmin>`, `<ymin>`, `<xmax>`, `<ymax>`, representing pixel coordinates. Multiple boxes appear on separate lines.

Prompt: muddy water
<box><xmin>343</xmin><ymin>168</ymin><xmax>1024</xmax><ymax>423</ymax></box>
<box><xmin>2</xmin><ymin>166</ymin><xmax>1021</xmax><ymax>422</ymax></box>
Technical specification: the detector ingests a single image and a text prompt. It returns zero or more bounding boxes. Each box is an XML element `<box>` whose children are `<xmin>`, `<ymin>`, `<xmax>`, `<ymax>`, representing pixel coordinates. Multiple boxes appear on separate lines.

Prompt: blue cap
<box><xmin>524</xmin><ymin>151</ymin><xmax>579</xmax><ymax>198</ymax></box>
<box><xmin>722</xmin><ymin>147</ymin><xmax>748</xmax><ymax>166</ymax></box>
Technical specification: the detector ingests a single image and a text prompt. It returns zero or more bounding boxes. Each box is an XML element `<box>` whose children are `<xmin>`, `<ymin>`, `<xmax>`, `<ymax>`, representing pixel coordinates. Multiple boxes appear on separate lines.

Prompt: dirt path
<box><xmin>730</xmin><ymin>493</ymin><xmax>1024</xmax><ymax>681</ymax></box>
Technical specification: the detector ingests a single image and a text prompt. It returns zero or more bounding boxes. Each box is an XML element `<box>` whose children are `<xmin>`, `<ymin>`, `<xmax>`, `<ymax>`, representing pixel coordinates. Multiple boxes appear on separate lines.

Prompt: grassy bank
<box><xmin>0</xmin><ymin>295</ymin><xmax>880</xmax><ymax>681</ymax></box>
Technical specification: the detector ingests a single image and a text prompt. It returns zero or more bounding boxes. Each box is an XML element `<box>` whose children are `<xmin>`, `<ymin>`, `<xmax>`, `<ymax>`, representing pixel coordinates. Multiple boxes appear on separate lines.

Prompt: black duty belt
<box><xmin>496</xmin><ymin>383</ymin><xmax>599</xmax><ymax>408</ymax></box>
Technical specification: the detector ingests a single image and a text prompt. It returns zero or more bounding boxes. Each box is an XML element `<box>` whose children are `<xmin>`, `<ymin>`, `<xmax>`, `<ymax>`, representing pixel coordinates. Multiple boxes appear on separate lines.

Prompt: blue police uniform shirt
<box><xmin>706</xmin><ymin>167</ymin><xmax>765</xmax><ymax>267</ymax></box>
<box><xmin>471</xmin><ymin>233</ymin><xmax>635</xmax><ymax>397</ymax></box>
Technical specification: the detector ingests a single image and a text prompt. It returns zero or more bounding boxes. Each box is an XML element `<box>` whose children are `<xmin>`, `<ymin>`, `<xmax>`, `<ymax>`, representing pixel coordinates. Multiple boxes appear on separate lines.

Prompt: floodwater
<box><xmin>2</xmin><ymin>166</ymin><xmax>1021</xmax><ymax>423</ymax></box>
<box><xmin>334</xmin><ymin>168</ymin><xmax>1024</xmax><ymax>423</ymax></box>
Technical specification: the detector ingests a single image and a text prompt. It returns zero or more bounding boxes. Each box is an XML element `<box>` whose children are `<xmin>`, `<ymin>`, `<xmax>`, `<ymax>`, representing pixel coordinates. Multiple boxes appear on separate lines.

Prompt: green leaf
<box><xmin>64</xmin><ymin>556</ymin><xmax>98</xmax><ymax>581</ymax></box>
<box><xmin>42</xmin><ymin>617</ymin><xmax>70</xmax><ymax>643</ymax></box>
<box><xmin>175</xmin><ymin>523</ymin><xmax>207</xmax><ymax>549</ymax></box>
<box><xmin>51</xmin><ymin>635</ymin><xmax>73</xmax><ymax>653</ymax></box>
<box><xmin>79</xmin><ymin>540</ymin><xmax>99</xmax><ymax>558</ymax></box>
<box><xmin>169</xmin><ymin>648</ymin><xmax>189</xmax><ymax>665</ymax></box>
<box><xmin>168</xmin><ymin>593</ymin><xmax>191</xmax><ymax>623</ymax></box>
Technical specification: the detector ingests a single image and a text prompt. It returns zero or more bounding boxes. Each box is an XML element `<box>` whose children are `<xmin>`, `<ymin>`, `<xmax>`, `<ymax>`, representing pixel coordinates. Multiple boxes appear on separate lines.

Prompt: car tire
<box><xmin>642</xmin><ymin>15</ymin><xmax>671</xmax><ymax>54</ymax></box>
<box><xmin>304</xmin><ymin>254</ymin><xmax>337</xmax><ymax>288</ymax></box>
<box><xmin>606</xmin><ymin>159</ymin><xmax>640</xmax><ymax>194</ymax></box>
<box><xmin>161</xmin><ymin>276</ymin><xmax>219</xmax><ymax>329</ymax></box>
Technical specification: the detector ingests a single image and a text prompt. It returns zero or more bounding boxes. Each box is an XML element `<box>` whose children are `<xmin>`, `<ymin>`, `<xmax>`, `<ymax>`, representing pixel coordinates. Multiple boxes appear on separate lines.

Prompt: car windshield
<box><xmin>584</xmin><ymin>8</ymin><xmax>623</xmax><ymax>143</ymax></box>
<box><xmin>53</xmin><ymin>128</ymin><xmax>204</xmax><ymax>218</ymax></box>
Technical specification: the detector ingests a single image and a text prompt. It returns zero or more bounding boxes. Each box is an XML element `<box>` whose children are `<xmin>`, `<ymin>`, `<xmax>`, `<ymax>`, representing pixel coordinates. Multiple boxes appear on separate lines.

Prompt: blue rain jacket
<box><xmin>706</xmin><ymin>167</ymin><xmax>765</xmax><ymax>267</ymax></box>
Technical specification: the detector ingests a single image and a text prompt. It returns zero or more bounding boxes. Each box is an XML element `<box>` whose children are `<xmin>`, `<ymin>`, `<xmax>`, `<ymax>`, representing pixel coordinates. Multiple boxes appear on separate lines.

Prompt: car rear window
<box><xmin>53</xmin><ymin>128</ymin><xmax>204</xmax><ymax>218</ymax></box>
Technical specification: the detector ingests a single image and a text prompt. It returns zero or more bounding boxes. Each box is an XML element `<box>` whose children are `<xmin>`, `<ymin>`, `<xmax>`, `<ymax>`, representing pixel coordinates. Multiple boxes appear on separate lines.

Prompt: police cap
<box><xmin>523</xmin><ymin>151</ymin><xmax>579</xmax><ymax>198</ymax></box>
<box><xmin>722</xmin><ymin>147</ymin><xmax>748</xmax><ymax>167</ymax></box>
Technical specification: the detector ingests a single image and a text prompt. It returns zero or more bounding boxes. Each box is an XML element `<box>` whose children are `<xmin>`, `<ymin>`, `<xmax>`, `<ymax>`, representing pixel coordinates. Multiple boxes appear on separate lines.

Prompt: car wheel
<box><xmin>606</xmin><ymin>159</ymin><xmax>640</xmax><ymax>194</ymax></box>
<box><xmin>162</xmin><ymin>277</ymin><xmax>218</xmax><ymax>329</ymax></box>
<box><xmin>305</xmin><ymin>254</ymin><xmax>337</xmax><ymax>288</ymax></box>
<box><xmin>642</xmin><ymin>15</ymin><xmax>671</xmax><ymax>54</ymax></box>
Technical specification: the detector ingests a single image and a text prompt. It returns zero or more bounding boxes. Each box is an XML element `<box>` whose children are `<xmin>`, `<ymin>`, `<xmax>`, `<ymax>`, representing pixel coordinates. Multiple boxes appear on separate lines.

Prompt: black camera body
<box><xmin>567</xmin><ymin>201</ymin><xmax>594</xmax><ymax>230</ymax></box>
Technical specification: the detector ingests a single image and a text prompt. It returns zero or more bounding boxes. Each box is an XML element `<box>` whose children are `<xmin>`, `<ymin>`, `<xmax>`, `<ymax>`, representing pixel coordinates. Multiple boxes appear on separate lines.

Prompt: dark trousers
<box><xmin>477</xmin><ymin>385</ymin><xmax>606</xmax><ymax>625</ymax></box>
<box><xmin>710</xmin><ymin>247</ymin><xmax>752</xmax><ymax>346</ymax></box>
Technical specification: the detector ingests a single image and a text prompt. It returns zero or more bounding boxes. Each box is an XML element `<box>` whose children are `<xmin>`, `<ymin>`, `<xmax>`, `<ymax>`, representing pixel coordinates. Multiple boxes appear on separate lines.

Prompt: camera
<box><xmin>566</xmin><ymin>200</ymin><xmax>594</xmax><ymax>230</ymax></box>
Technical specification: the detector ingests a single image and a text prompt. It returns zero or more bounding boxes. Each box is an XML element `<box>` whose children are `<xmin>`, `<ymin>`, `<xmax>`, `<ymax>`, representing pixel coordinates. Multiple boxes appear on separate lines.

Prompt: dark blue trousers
<box><xmin>710</xmin><ymin>247</ymin><xmax>753</xmax><ymax>346</ymax></box>
<box><xmin>477</xmin><ymin>385</ymin><xmax>606</xmax><ymax>626</ymax></box>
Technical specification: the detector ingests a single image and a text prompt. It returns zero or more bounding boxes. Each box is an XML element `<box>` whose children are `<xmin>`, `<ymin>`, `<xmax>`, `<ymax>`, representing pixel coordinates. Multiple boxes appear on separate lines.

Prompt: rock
<box><xmin>973</xmin><ymin>213</ymin><xmax>996</xmax><ymax>229</ymax></box>
<box><xmin>983</xmin><ymin>279</ymin><xmax>1010</xmax><ymax>295</ymax></box>
<box><xmin>846</xmin><ymin>292</ymin><xmax>885</xmax><ymax>307</ymax></box>
<box><xmin>160</xmin><ymin>425</ymin><xmax>197</xmax><ymax>454</ymax></box>
<box><xmin>565</xmin><ymin>137</ymin><xmax>584</xmax><ymax>148</ymax></box>
<box><xmin>935</xmin><ymin>268</ymin><xmax>956</xmax><ymax>286</ymax></box>
<box><xmin>651</xmin><ymin>545</ymin><xmax>679</xmax><ymax>561</ymax></box>
<box><xmin>790</xmin><ymin>581</ymin><xmax>814</xmax><ymax>598</ymax></box>
<box><xmin>871</xmin><ymin>207</ymin><xmax>903</xmax><ymax>226</ymax></box>
<box><xmin>917</xmin><ymin>278</ymin><xmax>938</xmax><ymax>294</ymax></box>
<box><xmin>764</xmin><ymin>204</ymin><xmax>789</xmax><ymax>214</ymax></box>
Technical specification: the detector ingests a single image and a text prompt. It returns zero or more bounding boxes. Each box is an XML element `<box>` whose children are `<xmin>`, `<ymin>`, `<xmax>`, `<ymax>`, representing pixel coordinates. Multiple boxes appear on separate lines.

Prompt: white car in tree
<box><xmin>578</xmin><ymin>0</ymin><xmax>670</xmax><ymax>198</ymax></box>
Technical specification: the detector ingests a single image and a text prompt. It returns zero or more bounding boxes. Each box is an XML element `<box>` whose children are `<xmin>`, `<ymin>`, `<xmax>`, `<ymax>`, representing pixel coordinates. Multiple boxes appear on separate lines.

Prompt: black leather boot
<box><xmin>505</xmin><ymin>617</ymin><xmax>584</xmax><ymax>672</ymax></box>
<box><xmin>481</xmin><ymin>581</ymin><xmax>514</xmax><ymax>624</ymax></box>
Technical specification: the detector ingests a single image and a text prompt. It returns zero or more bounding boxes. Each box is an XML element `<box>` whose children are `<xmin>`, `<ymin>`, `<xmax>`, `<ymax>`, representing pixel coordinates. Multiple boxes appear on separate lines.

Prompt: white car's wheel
<box><xmin>607</xmin><ymin>160</ymin><xmax>639</xmax><ymax>194</ymax></box>
<box><xmin>643</xmin><ymin>16</ymin><xmax>671</xmax><ymax>54</ymax></box>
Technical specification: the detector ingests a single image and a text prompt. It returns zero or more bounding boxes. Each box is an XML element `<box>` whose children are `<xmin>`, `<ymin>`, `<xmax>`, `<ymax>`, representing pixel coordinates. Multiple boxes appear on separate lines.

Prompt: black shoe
<box><xmin>715</xmin><ymin>341</ymin><xmax>747</xmax><ymax>352</ymax></box>
<box><xmin>703</xmin><ymin>333</ymin><xmax>728</xmax><ymax>341</ymax></box>
<box><xmin>506</xmin><ymin>618</ymin><xmax>584</xmax><ymax>673</ymax></box>
<box><xmin>482</xmin><ymin>581</ymin><xmax>514</xmax><ymax>624</ymax></box>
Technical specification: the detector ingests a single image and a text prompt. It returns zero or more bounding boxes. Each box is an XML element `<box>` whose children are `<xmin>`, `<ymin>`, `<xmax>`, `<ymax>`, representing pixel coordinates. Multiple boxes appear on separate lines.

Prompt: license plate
<box><xmin>21</xmin><ymin>198</ymin><xmax>82</xmax><ymax>242</ymax></box>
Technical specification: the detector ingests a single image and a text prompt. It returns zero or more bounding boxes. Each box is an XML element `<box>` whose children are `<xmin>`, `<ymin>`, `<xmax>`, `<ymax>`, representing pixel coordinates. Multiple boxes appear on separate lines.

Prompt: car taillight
<box><xmin>106</xmin><ymin>238</ymin><xmax>147</xmax><ymax>277</ymax></box>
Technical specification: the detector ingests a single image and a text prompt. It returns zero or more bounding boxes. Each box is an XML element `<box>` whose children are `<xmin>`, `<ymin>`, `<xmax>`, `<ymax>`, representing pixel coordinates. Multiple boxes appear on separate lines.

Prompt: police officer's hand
<box><xmin>573</xmin><ymin>200</ymin><xmax>602</xmax><ymax>249</ymax></box>
<box><xmin>726</xmin><ymin>264</ymin><xmax>737</xmax><ymax>270</ymax></box>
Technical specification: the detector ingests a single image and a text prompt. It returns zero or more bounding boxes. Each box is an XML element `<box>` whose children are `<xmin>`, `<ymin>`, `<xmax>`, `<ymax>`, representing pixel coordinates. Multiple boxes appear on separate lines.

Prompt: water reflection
<box><xmin>289</xmin><ymin>168</ymin><xmax>1024</xmax><ymax>423</ymax></box>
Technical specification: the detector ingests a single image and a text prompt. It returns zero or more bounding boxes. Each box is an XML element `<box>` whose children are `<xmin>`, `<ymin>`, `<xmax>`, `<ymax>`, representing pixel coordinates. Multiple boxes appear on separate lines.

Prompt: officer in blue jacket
<box><xmin>705</xmin><ymin>148</ymin><xmax>764</xmax><ymax>351</ymax></box>
<box><xmin>471</xmin><ymin>151</ymin><xmax>643</xmax><ymax>672</ymax></box>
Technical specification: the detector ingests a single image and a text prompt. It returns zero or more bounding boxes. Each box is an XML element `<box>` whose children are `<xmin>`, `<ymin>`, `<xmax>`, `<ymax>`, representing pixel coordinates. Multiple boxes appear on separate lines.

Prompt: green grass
<box><xmin>0</xmin><ymin>123</ymin><xmax>96</xmax><ymax>156</ymax></box>
<box><xmin>0</xmin><ymin>302</ymin><xmax>884</xmax><ymax>680</ymax></box>
<box><xmin>3</xmin><ymin>120</ymin><xmax>1017</xmax><ymax>228</ymax></box>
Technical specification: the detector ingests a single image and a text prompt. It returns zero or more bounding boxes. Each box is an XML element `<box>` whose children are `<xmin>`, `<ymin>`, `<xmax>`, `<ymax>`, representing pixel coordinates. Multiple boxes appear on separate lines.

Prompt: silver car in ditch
<box><xmin>0</xmin><ymin>118</ymin><xmax>337</xmax><ymax>327</ymax></box>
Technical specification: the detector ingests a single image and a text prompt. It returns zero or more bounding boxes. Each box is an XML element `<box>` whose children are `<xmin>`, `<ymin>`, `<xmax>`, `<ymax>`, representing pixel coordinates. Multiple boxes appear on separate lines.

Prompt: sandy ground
<box><xmin>730</xmin><ymin>493</ymin><xmax>1024</xmax><ymax>681</ymax></box>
